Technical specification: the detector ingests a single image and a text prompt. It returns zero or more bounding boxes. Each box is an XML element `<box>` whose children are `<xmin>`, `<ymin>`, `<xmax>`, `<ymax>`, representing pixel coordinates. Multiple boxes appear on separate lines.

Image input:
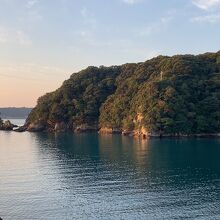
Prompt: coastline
<box><xmin>2</xmin><ymin>127</ymin><xmax>220</xmax><ymax>139</ymax></box>
<box><xmin>1</xmin><ymin>119</ymin><xmax>220</xmax><ymax>139</ymax></box>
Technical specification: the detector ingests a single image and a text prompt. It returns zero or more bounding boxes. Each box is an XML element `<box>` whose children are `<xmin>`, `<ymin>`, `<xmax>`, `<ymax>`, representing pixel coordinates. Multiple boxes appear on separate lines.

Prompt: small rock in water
<box><xmin>0</xmin><ymin>120</ymin><xmax>17</xmax><ymax>131</ymax></box>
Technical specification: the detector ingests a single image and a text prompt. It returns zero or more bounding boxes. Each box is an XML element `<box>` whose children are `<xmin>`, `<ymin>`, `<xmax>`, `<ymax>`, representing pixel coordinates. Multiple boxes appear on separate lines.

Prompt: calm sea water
<box><xmin>0</xmin><ymin>128</ymin><xmax>220</xmax><ymax>219</ymax></box>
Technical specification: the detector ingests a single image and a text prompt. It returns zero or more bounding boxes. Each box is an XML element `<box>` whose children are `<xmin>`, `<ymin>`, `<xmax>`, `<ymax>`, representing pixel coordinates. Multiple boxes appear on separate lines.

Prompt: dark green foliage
<box><xmin>28</xmin><ymin>51</ymin><xmax>220</xmax><ymax>134</ymax></box>
<box><xmin>27</xmin><ymin>66</ymin><xmax>121</xmax><ymax>126</ymax></box>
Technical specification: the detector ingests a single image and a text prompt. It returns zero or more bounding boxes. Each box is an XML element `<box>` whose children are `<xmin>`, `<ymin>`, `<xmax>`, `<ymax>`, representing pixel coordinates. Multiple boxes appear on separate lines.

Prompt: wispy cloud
<box><xmin>27</xmin><ymin>10</ymin><xmax>43</xmax><ymax>22</ymax></box>
<box><xmin>80</xmin><ymin>7</ymin><xmax>97</xmax><ymax>27</ymax></box>
<box><xmin>0</xmin><ymin>27</ymin><xmax>8</xmax><ymax>43</ymax></box>
<box><xmin>0</xmin><ymin>63</ymin><xmax>69</xmax><ymax>81</ymax></box>
<box><xmin>122</xmin><ymin>0</ymin><xmax>142</xmax><ymax>4</ymax></box>
<box><xmin>16</xmin><ymin>31</ymin><xmax>32</xmax><ymax>46</ymax></box>
<box><xmin>138</xmin><ymin>16</ymin><xmax>173</xmax><ymax>37</ymax></box>
<box><xmin>191</xmin><ymin>13</ymin><xmax>220</xmax><ymax>23</ymax></box>
<box><xmin>192</xmin><ymin>0</ymin><xmax>220</xmax><ymax>10</ymax></box>
<box><xmin>80</xmin><ymin>7</ymin><xmax>88</xmax><ymax>18</ymax></box>
<box><xmin>26</xmin><ymin>0</ymin><xmax>39</xmax><ymax>9</ymax></box>
<box><xmin>73</xmin><ymin>30</ymin><xmax>93</xmax><ymax>43</ymax></box>
<box><xmin>77</xmin><ymin>7</ymin><xmax>97</xmax><ymax>47</ymax></box>
<box><xmin>0</xmin><ymin>26</ymin><xmax>32</xmax><ymax>46</ymax></box>
<box><xmin>24</xmin><ymin>0</ymin><xmax>43</xmax><ymax>22</ymax></box>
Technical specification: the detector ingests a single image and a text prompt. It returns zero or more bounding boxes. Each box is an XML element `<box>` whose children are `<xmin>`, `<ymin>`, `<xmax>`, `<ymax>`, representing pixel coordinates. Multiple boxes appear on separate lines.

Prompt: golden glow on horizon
<box><xmin>0</xmin><ymin>64</ymin><xmax>71</xmax><ymax>107</ymax></box>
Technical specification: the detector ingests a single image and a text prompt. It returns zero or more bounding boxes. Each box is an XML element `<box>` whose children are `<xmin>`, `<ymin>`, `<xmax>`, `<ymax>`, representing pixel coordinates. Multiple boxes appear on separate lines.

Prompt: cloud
<box><xmin>73</xmin><ymin>30</ymin><xmax>113</xmax><ymax>48</ymax></box>
<box><xmin>16</xmin><ymin>31</ymin><xmax>32</xmax><ymax>46</ymax></box>
<box><xmin>0</xmin><ymin>26</ymin><xmax>32</xmax><ymax>46</ymax></box>
<box><xmin>80</xmin><ymin>7</ymin><xmax>88</xmax><ymax>18</ymax></box>
<box><xmin>25</xmin><ymin>0</ymin><xmax>43</xmax><ymax>22</ymax></box>
<box><xmin>27</xmin><ymin>10</ymin><xmax>43</xmax><ymax>22</ymax></box>
<box><xmin>26</xmin><ymin>0</ymin><xmax>39</xmax><ymax>9</ymax></box>
<box><xmin>138</xmin><ymin>16</ymin><xmax>173</xmax><ymax>37</ymax></box>
<box><xmin>191</xmin><ymin>13</ymin><xmax>220</xmax><ymax>23</ymax></box>
<box><xmin>0</xmin><ymin>27</ymin><xmax>8</xmax><ymax>43</ymax></box>
<box><xmin>74</xmin><ymin>30</ymin><xmax>93</xmax><ymax>42</ymax></box>
<box><xmin>192</xmin><ymin>0</ymin><xmax>220</xmax><ymax>10</ymax></box>
<box><xmin>0</xmin><ymin>63</ymin><xmax>69</xmax><ymax>81</ymax></box>
<box><xmin>80</xmin><ymin>7</ymin><xmax>97</xmax><ymax>27</ymax></box>
<box><xmin>122</xmin><ymin>0</ymin><xmax>142</xmax><ymax>4</ymax></box>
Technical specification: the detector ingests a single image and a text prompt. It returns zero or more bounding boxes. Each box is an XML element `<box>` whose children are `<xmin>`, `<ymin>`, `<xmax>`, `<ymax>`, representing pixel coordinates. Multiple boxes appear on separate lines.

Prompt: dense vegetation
<box><xmin>27</xmin><ymin>51</ymin><xmax>220</xmax><ymax>135</ymax></box>
<box><xmin>27</xmin><ymin>66</ymin><xmax>121</xmax><ymax>128</ymax></box>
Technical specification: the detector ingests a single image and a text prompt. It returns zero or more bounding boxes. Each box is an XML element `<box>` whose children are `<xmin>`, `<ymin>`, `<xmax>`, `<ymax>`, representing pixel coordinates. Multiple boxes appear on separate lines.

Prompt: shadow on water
<box><xmin>33</xmin><ymin>132</ymin><xmax>220</xmax><ymax>182</ymax></box>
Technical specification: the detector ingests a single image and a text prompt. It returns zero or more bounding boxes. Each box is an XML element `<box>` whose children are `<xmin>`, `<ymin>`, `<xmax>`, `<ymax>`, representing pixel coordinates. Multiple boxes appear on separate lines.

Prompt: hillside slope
<box><xmin>26</xmin><ymin>51</ymin><xmax>220</xmax><ymax>137</ymax></box>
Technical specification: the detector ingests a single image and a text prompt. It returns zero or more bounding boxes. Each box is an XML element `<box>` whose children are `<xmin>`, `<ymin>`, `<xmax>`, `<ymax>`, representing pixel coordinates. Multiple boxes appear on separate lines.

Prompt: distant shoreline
<box><xmin>0</xmin><ymin>108</ymin><xmax>32</xmax><ymax>119</ymax></box>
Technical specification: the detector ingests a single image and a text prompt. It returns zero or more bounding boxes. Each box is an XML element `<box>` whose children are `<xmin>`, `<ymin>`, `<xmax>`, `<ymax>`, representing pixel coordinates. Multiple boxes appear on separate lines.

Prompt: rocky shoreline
<box><xmin>99</xmin><ymin>127</ymin><xmax>220</xmax><ymax>138</ymax></box>
<box><xmin>1</xmin><ymin>121</ymin><xmax>219</xmax><ymax>139</ymax></box>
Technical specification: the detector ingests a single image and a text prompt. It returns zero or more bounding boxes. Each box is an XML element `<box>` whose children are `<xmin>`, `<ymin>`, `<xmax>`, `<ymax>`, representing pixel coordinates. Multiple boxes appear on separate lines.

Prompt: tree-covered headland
<box><xmin>26</xmin><ymin>51</ymin><xmax>220</xmax><ymax>137</ymax></box>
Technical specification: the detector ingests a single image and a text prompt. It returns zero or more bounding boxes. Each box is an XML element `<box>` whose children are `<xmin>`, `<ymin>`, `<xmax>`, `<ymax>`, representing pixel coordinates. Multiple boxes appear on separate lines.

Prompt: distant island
<box><xmin>11</xmin><ymin>51</ymin><xmax>220</xmax><ymax>137</ymax></box>
<box><xmin>0</xmin><ymin>108</ymin><xmax>32</xmax><ymax>119</ymax></box>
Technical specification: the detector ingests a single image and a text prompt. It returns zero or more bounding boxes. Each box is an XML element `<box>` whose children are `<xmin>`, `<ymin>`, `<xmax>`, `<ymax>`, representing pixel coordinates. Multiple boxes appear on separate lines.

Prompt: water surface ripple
<box><xmin>0</xmin><ymin>132</ymin><xmax>219</xmax><ymax>219</ymax></box>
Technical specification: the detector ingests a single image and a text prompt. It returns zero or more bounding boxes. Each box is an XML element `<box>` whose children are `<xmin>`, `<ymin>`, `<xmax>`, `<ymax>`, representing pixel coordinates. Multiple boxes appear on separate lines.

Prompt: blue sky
<box><xmin>0</xmin><ymin>0</ymin><xmax>220</xmax><ymax>106</ymax></box>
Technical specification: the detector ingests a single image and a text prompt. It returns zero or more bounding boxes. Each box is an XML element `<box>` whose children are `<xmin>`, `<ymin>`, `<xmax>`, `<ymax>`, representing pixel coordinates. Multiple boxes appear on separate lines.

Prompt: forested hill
<box><xmin>0</xmin><ymin>108</ymin><xmax>32</xmax><ymax>119</ymax></box>
<box><xmin>26</xmin><ymin>51</ymin><xmax>220</xmax><ymax>137</ymax></box>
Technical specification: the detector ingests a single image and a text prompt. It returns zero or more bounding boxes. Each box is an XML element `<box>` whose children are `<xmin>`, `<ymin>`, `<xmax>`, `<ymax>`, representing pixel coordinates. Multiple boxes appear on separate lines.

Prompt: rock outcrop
<box><xmin>27</xmin><ymin>122</ymin><xmax>45</xmax><ymax>132</ymax></box>
<box><xmin>99</xmin><ymin>127</ymin><xmax>122</xmax><ymax>134</ymax></box>
<box><xmin>54</xmin><ymin>122</ymin><xmax>67</xmax><ymax>132</ymax></box>
<box><xmin>74</xmin><ymin>124</ymin><xmax>99</xmax><ymax>133</ymax></box>
<box><xmin>0</xmin><ymin>120</ymin><xmax>17</xmax><ymax>131</ymax></box>
<box><xmin>14</xmin><ymin>125</ymin><xmax>27</xmax><ymax>132</ymax></box>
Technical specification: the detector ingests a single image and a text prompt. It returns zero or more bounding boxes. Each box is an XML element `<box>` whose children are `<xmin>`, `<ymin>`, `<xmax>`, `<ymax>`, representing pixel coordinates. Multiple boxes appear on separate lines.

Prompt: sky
<box><xmin>0</xmin><ymin>0</ymin><xmax>220</xmax><ymax>107</ymax></box>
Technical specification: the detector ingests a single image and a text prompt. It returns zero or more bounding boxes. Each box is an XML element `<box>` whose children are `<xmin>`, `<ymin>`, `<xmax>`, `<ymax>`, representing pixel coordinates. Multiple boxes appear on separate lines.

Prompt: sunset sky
<box><xmin>0</xmin><ymin>0</ymin><xmax>220</xmax><ymax>107</ymax></box>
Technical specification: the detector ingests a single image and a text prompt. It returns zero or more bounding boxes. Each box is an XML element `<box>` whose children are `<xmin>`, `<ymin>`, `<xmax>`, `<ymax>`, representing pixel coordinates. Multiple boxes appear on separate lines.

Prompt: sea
<box><xmin>0</xmin><ymin>119</ymin><xmax>219</xmax><ymax>219</ymax></box>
